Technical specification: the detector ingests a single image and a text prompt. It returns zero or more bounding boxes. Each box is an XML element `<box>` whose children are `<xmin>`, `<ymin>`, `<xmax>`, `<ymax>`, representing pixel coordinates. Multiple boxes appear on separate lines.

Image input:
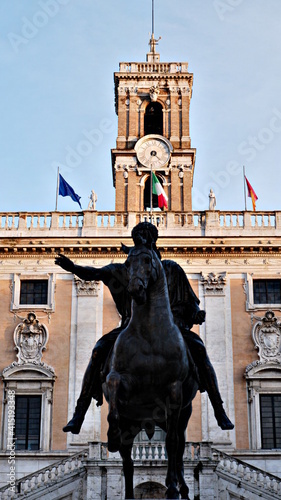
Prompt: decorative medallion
<box><xmin>252</xmin><ymin>310</ymin><xmax>281</xmax><ymax>364</ymax></box>
<box><xmin>13</xmin><ymin>312</ymin><xmax>49</xmax><ymax>366</ymax></box>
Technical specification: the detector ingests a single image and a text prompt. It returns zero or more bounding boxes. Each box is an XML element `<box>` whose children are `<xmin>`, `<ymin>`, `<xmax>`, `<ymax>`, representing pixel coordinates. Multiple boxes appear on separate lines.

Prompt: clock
<box><xmin>135</xmin><ymin>134</ymin><xmax>172</xmax><ymax>168</ymax></box>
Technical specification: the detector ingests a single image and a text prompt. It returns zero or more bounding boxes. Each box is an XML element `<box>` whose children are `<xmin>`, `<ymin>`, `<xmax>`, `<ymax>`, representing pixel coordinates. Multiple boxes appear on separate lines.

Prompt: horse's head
<box><xmin>125</xmin><ymin>245</ymin><xmax>159</xmax><ymax>305</ymax></box>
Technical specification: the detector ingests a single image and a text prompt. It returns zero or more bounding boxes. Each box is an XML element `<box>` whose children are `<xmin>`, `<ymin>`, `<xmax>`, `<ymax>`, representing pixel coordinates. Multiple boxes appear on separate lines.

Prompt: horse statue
<box><xmin>102</xmin><ymin>244</ymin><xmax>199</xmax><ymax>499</ymax></box>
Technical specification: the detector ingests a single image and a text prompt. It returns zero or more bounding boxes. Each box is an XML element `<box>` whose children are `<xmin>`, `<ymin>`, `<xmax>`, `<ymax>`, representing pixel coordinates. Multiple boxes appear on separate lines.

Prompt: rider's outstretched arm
<box><xmin>55</xmin><ymin>254</ymin><xmax>112</xmax><ymax>284</ymax></box>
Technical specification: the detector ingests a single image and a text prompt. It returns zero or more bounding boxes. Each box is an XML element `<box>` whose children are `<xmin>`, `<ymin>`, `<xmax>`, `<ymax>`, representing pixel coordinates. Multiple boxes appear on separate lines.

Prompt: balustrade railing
<box><xmin>1</xmin><ymin>443</ymin><xmax>280</xmax><ymax>499</ymax></box>
<box><xmin>0</xmin><ymin>449</ymin><xmax>88</xmax><ymax>499</ymax></box>
<box><xmin>0</xmin><ymin>210</ymin><xmax>280</xmax><ymax>237</ymax></box>
<box><xmin>119</xmin><ymin>62</ymin><xmax>189</xmax><ymax>74</ymax></box>
<box><xmin>214</xmin><ymin>448</ymin><xmax>281</xmax><ymax>498</ymax></box>
<box><xmin>100</xmin><ymin>441</ymin><xmax>213</xmax><ymax>462</ymax></box>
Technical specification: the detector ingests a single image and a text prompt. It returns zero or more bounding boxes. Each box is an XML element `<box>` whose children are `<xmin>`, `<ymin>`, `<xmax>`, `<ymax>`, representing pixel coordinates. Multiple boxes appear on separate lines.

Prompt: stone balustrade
<box><xmin>119</xmin><ymin>62</ymin><xmax>189</xmax><ymax>73</ymax></box>
<box><xmin>98</xmin><ymin>440</ymin><xmax>213</xmax><ymax>462</ymax></box>
<box><xmin>0</xmin><ymin>449</ymin><xmax>88</xmax><ymax>499</ymax></box>
<box><xmin>0</xmin><ymin>210</ymin><xmax>280</xmax><ymax>239</ymax></box>
<box><xmin>214</xmin><ymin>448</ymin><xmax>281</xmax><ymax>498</ymax></box>
<box><xmin>1</xmin><ymin>442</ymin><xmax>280</xmax><ymax>499</ymax></box>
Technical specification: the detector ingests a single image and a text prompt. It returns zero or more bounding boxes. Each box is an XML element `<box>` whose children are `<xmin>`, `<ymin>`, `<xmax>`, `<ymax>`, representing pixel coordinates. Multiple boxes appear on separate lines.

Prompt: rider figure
<box><xmin>55</xmin><ymin>222</ymin><xmax>234</xmax><ymax>434</ymax></box>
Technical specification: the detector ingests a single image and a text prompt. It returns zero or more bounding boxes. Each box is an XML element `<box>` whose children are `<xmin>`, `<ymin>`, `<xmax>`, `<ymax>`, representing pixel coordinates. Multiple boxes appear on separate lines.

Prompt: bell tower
<box><xmin>111</xmin><ymin>32</ymin><xmax>196</xmax><ymax>213</ymax></box>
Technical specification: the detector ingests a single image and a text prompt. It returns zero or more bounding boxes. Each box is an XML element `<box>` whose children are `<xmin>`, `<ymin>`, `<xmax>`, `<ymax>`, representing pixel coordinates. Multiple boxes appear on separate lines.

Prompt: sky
<box><xmin>1</xmin><ymin>0</ymin><xmax>281</xmax><ymax>213</ymax></box>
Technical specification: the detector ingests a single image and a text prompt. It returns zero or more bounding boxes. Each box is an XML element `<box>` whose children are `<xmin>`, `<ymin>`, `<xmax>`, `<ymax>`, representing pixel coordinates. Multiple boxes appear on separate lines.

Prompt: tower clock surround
<box><xmin>135</xmin><ymin>134</ymin><xmax>173</xmax><ymax>169</ymax></box>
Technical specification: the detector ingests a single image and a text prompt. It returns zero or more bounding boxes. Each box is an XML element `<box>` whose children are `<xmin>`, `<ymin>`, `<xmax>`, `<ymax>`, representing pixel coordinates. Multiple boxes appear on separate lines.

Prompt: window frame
<box><xmin>11</xmin><ymin>273</ymin><xmax>55</xmax><ymax>312</ymax></box>
<box><xmin>1</xmin><ymin>365</ymin><xmax>55</xmax><ymax>452</ymax></box>
<box><xmin>245</xmin><ymin>365</ymin><xmax>281</xmax><ymax>450</ymax></box>
<box><xmin>260</xmin><ymin>394</ymin><xmax>281</xmax><ymax>450</ymax></box>
<box><xmin>19</xmin><ymin>279</ymin><xmax>48</xmax><ymax>306</ymax></box>
<box><xmin>15</xmin><ymin>395</ymin><xmax>42</xmax><ymax>451</ymax></box>
<box><xmin>245</xmin><ymin>273</ymin><xmax>281</xmax><ymax>311</ymax></box>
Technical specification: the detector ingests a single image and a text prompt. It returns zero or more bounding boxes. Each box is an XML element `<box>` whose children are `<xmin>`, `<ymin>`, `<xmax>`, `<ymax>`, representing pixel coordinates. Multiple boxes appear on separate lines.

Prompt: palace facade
<box><xmin>0</xmin><ymin>36</ymin><xmax>281</xmax><ymax>500</ymax></box>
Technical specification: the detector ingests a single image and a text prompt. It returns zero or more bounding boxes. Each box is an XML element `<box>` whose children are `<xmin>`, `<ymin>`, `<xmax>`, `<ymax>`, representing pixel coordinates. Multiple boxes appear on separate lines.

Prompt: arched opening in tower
<box><xmin>144</xmin><ymin>102</ymin><xmax>163</xmax><ymax>136</ymax></box>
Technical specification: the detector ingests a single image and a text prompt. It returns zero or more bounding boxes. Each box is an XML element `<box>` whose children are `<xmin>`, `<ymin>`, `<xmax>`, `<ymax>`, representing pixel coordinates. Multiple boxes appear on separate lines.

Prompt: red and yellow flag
<box><xmin>245</xmin><ymin>176</ymin><xmax>258</xmax><ymax>211</ymax></box>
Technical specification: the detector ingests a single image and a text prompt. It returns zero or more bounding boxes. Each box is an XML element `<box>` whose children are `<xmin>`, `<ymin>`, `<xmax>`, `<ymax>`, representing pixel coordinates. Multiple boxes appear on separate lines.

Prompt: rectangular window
<box><xmin>260</xmin><ymin>394</ymin><xmax>281</xmax><ymax>449</ymax></box>
<box><xmin>253</xmin><ymin>279</ymin><xmax>281</xmax><ymax>304</ymax></box>
<box><xmin>15</xmin><ymin>396</ymin><xmax>41</xmax><ymax>450</ymax></box>
<box><xmin>19</xmin><ymin>280</ymin><xmax>48</xmax><ymax>305</ymax></box>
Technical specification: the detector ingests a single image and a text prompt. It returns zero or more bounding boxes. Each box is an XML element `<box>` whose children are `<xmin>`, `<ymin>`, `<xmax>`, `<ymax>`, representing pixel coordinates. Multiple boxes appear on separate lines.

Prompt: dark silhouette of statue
<box><xmin>55</xmin><ymin>222</ymin><xmax>233</xmax><ymax>436</ymax></box>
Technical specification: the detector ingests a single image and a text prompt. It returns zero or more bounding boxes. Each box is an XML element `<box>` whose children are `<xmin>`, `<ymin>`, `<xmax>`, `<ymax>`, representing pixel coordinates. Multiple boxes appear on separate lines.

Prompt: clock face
<box><xmin>136</xmin><ymin>137</ymin><xmax>171</xmax><ymax>168</ymax></box>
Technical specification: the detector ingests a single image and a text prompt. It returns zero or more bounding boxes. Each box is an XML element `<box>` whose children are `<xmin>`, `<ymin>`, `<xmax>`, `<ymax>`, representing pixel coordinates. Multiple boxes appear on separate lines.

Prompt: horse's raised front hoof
<box><xmin>166</xmin><ymin>486</ymin><xmax>180</xmax><ymax>499</ymax></box>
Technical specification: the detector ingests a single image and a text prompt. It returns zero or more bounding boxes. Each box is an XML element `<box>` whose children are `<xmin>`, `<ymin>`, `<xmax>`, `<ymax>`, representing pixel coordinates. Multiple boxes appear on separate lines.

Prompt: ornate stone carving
<box><xmin>12</xmin><ymin>312</ymin><xmax>49</xmax><ymax>366</ymax></box>
<box><xmin>251</xmin><ymin>310</ymin><xmax>281</xmax><ymax>364</ymax></box>
<box><xmin>179</xmin><ymin>86</ymin><xmax>190</xmax><ymax>95</ymax></box>
<box><xmin>149</xmin><ymin>84</ymin><xmax>160</xmax><ymax>102</ymax></box>
<box><xmin>74</xmin><ymin>277</ymin><xmax>99</xmax><ymax>296</ymax></box>
<box><xmin>201</xmin><ymin>272</ymin><xmax>227</xmax><ymax>295</ymax></box>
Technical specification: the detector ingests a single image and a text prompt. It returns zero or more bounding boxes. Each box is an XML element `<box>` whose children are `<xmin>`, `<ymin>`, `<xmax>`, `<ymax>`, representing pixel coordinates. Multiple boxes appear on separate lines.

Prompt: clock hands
<box><xmin>150</xmin><ymin>150</ymin><xmax>161</xmax><ymax>161</ymax></box>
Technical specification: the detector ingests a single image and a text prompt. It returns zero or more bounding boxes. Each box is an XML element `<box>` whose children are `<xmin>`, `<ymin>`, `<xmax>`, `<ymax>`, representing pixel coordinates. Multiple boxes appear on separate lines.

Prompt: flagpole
<box><xmin>150</xmin><ymin>164</ymin><xmax>153</xmax><ymax>220</ymax></box>
<box><xmin>243</xmin><ymin>165</ymin><xmax>247</xmax><ymax>211</ymax></box>
<box><xmin>55</xmin><ymin>166</ymin><xmax>60</xmax><ymax>211</ymax></box>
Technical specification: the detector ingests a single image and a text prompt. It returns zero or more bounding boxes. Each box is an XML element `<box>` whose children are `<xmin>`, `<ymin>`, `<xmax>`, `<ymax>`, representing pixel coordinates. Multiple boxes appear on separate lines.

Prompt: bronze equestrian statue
<box><xmin>55</xmin><ymin>222</ymin><xmax>234</xmax><ymax>498</ymax></box>
<box><xmin>104</xmin><ymin>242</ymin><xmax>197</xmax><ymax>499</ymax></box>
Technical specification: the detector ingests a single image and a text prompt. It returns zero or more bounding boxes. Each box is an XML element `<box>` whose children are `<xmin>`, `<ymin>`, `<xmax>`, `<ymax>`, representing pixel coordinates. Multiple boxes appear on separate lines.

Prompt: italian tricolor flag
<box><xmin>152</xmin><ymin>172</ymin><xmax>168</xmax><ymax>209</ymax></box>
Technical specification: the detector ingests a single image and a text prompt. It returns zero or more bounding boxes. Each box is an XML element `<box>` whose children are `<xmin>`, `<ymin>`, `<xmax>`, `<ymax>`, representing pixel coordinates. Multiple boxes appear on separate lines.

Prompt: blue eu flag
<box><xmin>59</xmin><ymin>174</ymin><xmax>82</xmax><ymax>209</ymax></box>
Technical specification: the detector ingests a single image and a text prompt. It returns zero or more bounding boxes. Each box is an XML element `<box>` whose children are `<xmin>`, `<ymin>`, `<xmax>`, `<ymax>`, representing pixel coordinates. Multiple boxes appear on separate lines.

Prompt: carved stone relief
<box><xmin>2</xmin><ymin>312</ymin><xmax>54</xmax><ymax>376</ymax></box>
<box><xmin>251</xmin><ymin>310</ymin><xmax>281</xmax><ymax>364</ymax></box>
<box><xmin>74</xmin><ymin>277</ymin><xmax>99</xmax><ymax>296</ymax></box>
<box><xmin>14</xmin><ymin>312</ymin><xmax>49</xmax><ymax>365</ymax></box>
<box><xmin>201</xmin><ymin>272</ymin><xmax>227</xmax><ymax>295</ymax></box>
<box><xmin>149</xmin><ymin>84</ymin><xmax>160</xmax><ymax>102</ymax></box>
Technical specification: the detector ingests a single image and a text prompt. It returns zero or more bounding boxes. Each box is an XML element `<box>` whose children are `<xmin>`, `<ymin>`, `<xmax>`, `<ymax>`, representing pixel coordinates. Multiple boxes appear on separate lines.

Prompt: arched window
<box><xmin>144</xmin><ymin>102</ymin><xmax>163</xmax><ymax>136</ymax></box>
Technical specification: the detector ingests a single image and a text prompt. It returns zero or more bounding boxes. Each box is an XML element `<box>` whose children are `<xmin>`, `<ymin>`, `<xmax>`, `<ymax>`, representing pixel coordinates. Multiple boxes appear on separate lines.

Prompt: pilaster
<box><xmin>115</xmin><ymin>170</ymin><xmax>126</xmax><ymax>211</ymax></box>
<box><xmin>200</xmin><ymin>273</ymin><xmax>235</xmax><ymax>448</ymax></box>
<box><xmin>181</xmin><ymin>91</ymin><xmax>191</xmax><ymax>148</ymax></box>
<box><xmin>183</xmin><ymin>170</ymin><xmax>192</xmax><ymax>211</ymax></box>
<box><xmin>169</xmin><ymin>91</ymin><xmax>180</xmax><ymax>148</ymax></box>
<box><xmin>67</xmin><ymin>278</ymin><xmax>103</xmax><ymax>448</ymax></box>
<box><xmin>128</xmin><ymin>91</ymin><xmax>138</xmax><ymax>146</ymax></box>
<box><xmin>170</xmin><ymin>168</ymin><xmax>181</xmax><ymax>211</ymax></box>
<box><xmin>117</xmin><ymin>91</ymin><xmax>127</xmax><ymax>149</ymax></box>
<box><xmin>127</xmin><ymin>170</ymin><xmax>138</xmax><ymax>211</ymax></box>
